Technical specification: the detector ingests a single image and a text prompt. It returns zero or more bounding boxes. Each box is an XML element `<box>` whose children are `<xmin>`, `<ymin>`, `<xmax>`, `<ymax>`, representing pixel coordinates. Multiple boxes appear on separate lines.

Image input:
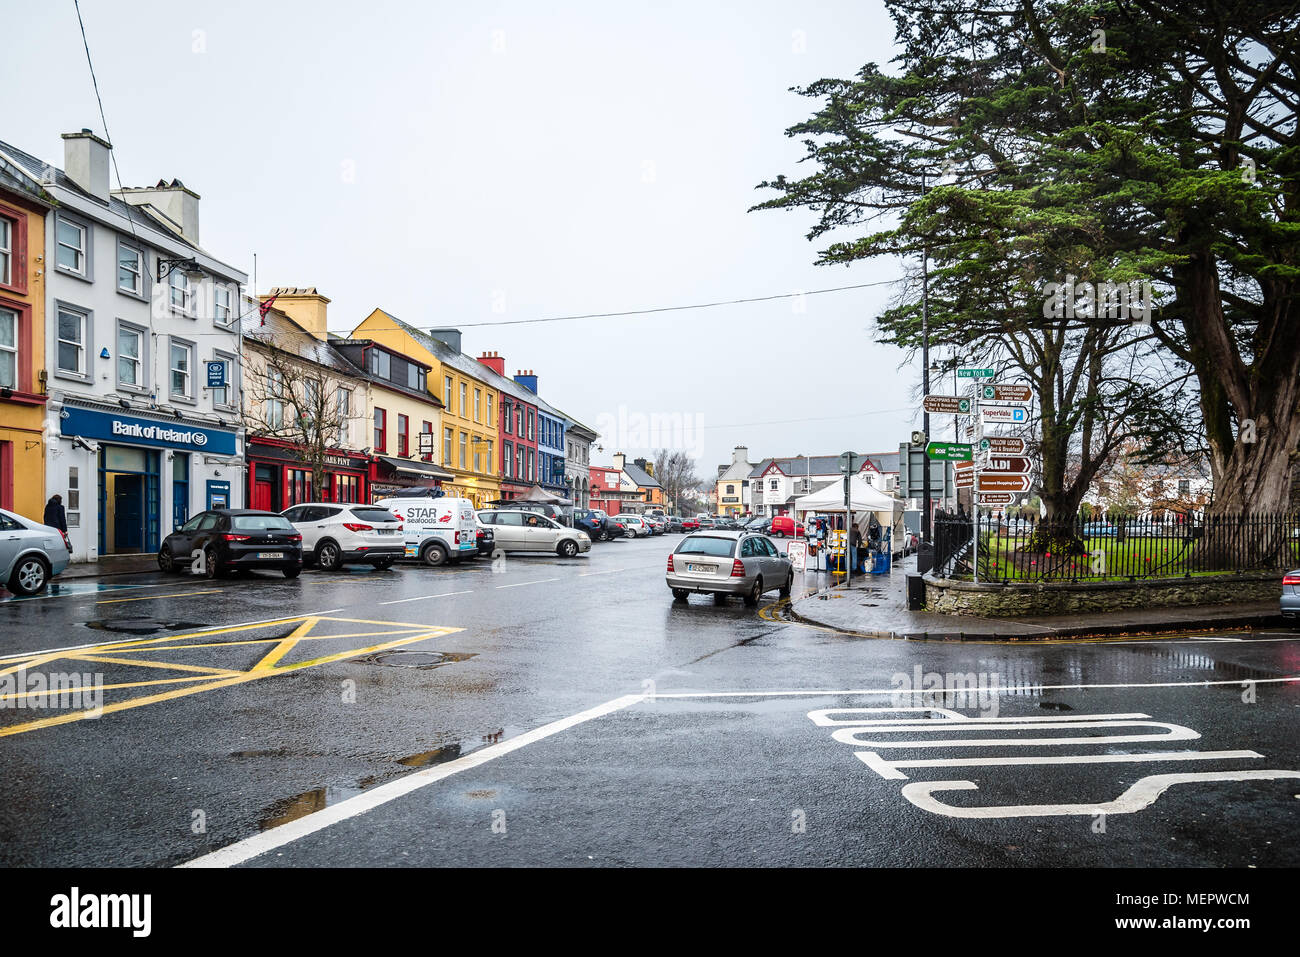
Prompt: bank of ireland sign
<box><xmin>60</xmin><ymin>405</ymin><xmax>237</xmax><ymax>455</ymax></box>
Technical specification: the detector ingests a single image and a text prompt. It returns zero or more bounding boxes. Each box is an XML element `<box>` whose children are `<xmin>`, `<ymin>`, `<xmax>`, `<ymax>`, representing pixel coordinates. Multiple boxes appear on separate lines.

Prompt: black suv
<box><xmin>159</xmin><ymin>509</ymin><xmax>303</xmax><ymax>579</ymax></box>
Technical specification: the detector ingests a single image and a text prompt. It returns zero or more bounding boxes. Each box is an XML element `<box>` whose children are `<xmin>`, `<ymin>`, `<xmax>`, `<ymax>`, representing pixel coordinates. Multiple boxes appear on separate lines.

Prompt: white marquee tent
<box><xmin>795</xmin><ymin>476</ymin><xmax>907</xmax><ymax>551</ymax></box>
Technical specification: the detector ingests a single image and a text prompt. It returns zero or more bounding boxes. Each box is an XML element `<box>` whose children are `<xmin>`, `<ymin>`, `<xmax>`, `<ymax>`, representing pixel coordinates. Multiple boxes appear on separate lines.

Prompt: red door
<box><xmin>252</xmin><ymin>480</ymin><xmax>273</xmax><ymax>511</ymax></box>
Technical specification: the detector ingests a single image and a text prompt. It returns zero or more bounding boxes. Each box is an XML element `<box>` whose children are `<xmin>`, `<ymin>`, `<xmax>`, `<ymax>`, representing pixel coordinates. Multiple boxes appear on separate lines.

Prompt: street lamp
<box><xmin>156</xmin><ymin>257</ymin><xmax>206</xmax><ymax>283</ymax></box>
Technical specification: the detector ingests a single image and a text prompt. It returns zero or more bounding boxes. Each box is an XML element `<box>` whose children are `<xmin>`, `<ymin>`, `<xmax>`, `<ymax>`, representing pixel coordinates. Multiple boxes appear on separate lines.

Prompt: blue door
<box><xmin>114</xmin><ymin>474</ymin><xmax>144</xmax><ymax>552</ymax></box>
<box><xmin>172</xmin><ymin>453</ymin><xmax>190</xmax><ymax>532</ymax></box>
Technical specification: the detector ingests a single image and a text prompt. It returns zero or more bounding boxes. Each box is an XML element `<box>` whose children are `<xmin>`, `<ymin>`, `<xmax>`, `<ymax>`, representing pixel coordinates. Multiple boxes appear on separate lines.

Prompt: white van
<box><xmin>375</xmin><ymin>496</ymin><xmax>479</xmax><ymax>566</ymax></box>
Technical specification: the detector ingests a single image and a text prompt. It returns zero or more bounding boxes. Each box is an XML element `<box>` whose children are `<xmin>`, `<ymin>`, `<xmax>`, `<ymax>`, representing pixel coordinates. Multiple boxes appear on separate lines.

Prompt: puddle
<box><xmin>356</xmin><ymin>650</ymin><xmax>476</xmax><ymax>670</ymax></box>
<box><xmin>0</xmin><ymin>582</ymin><xmax>159</xmax><ymax>603</ymax></box>
<box><xmin>259</xmin><ymin>785</ymin><xmax>363</xmax><ymax>830</ymax></box>
<box><xmin>85</xmin><ymin>618</ymin><xmax>207</xmax><ymax>634</ymax></box>
<box><xmin>396</xmin><ymin>742</ymin><xmax>464</xmax><ymax>767</ymax></box>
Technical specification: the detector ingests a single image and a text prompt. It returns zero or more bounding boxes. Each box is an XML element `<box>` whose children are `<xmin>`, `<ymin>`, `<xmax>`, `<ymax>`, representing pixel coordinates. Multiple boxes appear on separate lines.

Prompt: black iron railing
<box><xmin>931</xmin><ymin>510</ymin><xmax>1300</xmax><ymax>583</ymax></box>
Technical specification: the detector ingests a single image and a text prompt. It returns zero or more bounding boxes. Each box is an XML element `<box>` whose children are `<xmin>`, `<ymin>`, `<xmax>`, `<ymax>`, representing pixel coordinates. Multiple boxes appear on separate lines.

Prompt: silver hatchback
<box><xmin>0</xmin><ymin>507</ymin><xmax>71</xmax><ymax>595</ymax></box>
<box><xmin>667</xmin><ymin>531</ymin><xmax>793</xmax><ymax>605</ymax></box>
<box><xmin>1283</xmin><ymin>569</ymin><xmax>1300</xmax><ymax>619</ymax></box>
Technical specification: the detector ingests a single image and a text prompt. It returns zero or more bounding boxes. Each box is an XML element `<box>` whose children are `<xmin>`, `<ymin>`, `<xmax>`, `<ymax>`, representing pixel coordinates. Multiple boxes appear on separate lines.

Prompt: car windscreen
<box><xmin>675</xmin><ymin>535</ymin><xmax>737</xmax><ymax>558</ymax></box>
<box><xmin>349</xmin><ymin>507</ymin><xmax>398</xmax><ymax>523</ymax></box>
<box><xmin>232</xmin><ymin>515</ymin><xmax>295</xmax><ymax>531</ymax></box>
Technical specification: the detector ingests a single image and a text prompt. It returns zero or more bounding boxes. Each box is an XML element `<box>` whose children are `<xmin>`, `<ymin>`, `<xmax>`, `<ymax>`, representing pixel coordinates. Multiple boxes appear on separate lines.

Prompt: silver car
<box><xmin>1283</xmin><ymin>569</ymin><xmax>1300</xmax><ymax>619</ymax></box>
<box><xmin>0</xmin><ymin>507</ymin><xmax>71</xmax><ymax>596</ymax></box>
<box><xmin>667</xmin><ymin>531</ymin><xmax>793</xmax><ymax>605</ymax></box>
<box><xmin>477</xmin><ymin>509</ymin><xmax>591</xmax><ymax>557</ymax></box>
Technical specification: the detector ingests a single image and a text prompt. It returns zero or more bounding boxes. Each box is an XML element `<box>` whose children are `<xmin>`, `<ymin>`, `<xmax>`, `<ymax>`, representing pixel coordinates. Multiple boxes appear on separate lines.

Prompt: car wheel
<box><xmin>779</xmin><ymin>570</ymin><xmax>793</xmax><ymax>598</ymax></box>
<box><xmin>8</xmin><ymin>555</ymin><xmax>50</xmax><ymax>596</ymax></box>
<box><xmin>671</xmin><ymin>588</ymin><xmax>689</xmax><ymax>601</ymax></box>
<box><xmin>421</xmin><ymin>542</ymin><xmax>449</xmax><ymax>567</ymax></box>
<box><xmin>596</xmin><ymin>528</ymin><xmax>607</xmax><ymax>542</ymax></box>
<box><xmin>743</xmin><ymin>575</ymin><xmax>763</xmax><ymax>607</ymax></box>
<box><xmin>558</xmin><ymin>539</ymin><xmax>579</xmax><ymax>558</ymax></box>
<box><xmin>774</xmin><ymin>530</ymin><xmax>784</xmax><ymax>538</ymax></box>
<box><xmin>204</xmin><ymin>546</ymin><xmax>223</xmax><ymax>580</ymax></box>
<box><xmin>157</xmin><ymin>546</ymin><xmax>176</xmax><ymax>573</ymax></box>
<box><xmin>283</xmin><ymin>565</ymin><xmax>302</xmax><ymax>579</ymax></box>
<box><xmin>317</xmin><ymin>540</ymin><xmax>343</xmax><ymax>572</ymax></box>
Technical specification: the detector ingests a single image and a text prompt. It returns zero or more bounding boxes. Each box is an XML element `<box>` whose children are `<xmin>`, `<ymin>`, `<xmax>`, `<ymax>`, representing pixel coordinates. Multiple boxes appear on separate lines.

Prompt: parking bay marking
<box><xmin>96</xmin><ymin>589</ymin><xmax>221</xmax><ymax>604</ymax></box>
<box><xmin>380</xmin><ymin>590</ymin><xmax>474</xmax><ymax>606</ymax></box>
<box><xmin>495</xmin><ymin>578</ymin><xmax>560</xmax><ymax>589</ymax></box>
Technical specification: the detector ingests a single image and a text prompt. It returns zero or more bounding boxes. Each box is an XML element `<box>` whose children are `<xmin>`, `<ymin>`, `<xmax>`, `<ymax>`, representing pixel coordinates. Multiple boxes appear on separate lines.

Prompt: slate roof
<box><xmin>623</xmin><ymin>460</ymin><xmax>662</xmax><ymax>490</ymax></box>
<box><xmin>748</xmin><ymin>452</ymin><xmax>901</xmax><ymax>479</ymax></box>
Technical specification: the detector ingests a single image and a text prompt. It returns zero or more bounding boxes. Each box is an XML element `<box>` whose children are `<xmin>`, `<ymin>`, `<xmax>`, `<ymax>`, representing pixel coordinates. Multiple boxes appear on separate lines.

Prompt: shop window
<box><xmin>288</xmin><ymin>468</ymin><xmax>313</xmax><ymax>506</ymax></box>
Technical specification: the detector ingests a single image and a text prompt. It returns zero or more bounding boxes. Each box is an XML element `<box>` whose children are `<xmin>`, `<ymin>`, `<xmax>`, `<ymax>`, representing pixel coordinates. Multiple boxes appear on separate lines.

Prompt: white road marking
<box><xmin>0</xmin><ymin>610</ymin><xmax>345</xmax><ymax>662</ymax></box>
<box><xmin>830</xmin><ymin>719</ymin><xmax>1200</xmax><ymax>749</ymax></box>
<box><xmin>178</xmin><ymin>693</ymin><xmax>647</xmax><ymax>868</ymax></box>
<box><xmin>856</xmin><ymin>749</ymin><xmax>1262</xmax><ymax>781</ymax></box>
<box><xmin>495</xmin><ymin>578</ymin><xmax>560</xmax><ymax>589</ymax></box>
<box><xmin>809</xmin><ymin>708</ymin><xmax>1150</xmax><ymax>726</ymax></box>
<box><xmin>578</xmin><ymin>568</ymin><xmax>626</xmax><ymax>577</ymax></box>
<box><xmin>651</xmin><ymin>676</ymin><xmax>1300</xmax><ymax>698</ymax></box>
<box><xmin>900</xmin><ymin>770</ymin><xmax>1300</xmax><ymax>818</ymax></box>
<box><xmin>379</xmin><ymin>591</ymin><xmax>474</xmax><ymax>605</ymax></box>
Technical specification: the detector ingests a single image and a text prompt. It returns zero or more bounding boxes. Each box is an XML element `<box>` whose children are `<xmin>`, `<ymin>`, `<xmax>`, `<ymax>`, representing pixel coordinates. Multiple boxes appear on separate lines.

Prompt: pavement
<box><xmin>788</xmin><ymin>553</ymin><xmax>1286</xmax><ymax>640</ymax></box>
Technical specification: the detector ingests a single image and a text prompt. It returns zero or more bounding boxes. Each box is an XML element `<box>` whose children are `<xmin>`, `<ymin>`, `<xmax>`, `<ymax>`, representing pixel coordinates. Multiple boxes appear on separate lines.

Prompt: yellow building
<box><xmin>351</xmin><ymin>309</ymin><xmax>500</xmax><ymax>507</ymax></box>
<box><xmin>0</xmin><ymin>178</ymin><xmax>49</xmax><ymax>520</ymax></box>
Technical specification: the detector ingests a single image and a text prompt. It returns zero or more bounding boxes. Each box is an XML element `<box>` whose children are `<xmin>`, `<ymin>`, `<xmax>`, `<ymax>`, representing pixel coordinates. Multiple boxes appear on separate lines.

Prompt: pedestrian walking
<box><xmin>44</xmin><ymin>494</ymin><xmax>67</xmax><ymax>532</ymax></box>
<box><xmin>849</xmin><ymin>522</ymin><xmax>863</xmax><ymax>574</ymax></box>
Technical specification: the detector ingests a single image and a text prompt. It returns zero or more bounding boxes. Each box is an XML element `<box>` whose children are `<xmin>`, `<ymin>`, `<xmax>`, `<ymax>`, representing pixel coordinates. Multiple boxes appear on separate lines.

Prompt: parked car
<box><xmin>1083</xmin><ymin>521</ymin><xmax>1117</xmax><ymax>538</ymax></box>
<box><xmin>619</xmin><ymin>515</ymin><xmax>652</xmax><ymax>538</ymax></box>
<box><xmin>159</xmin><ymin>509</ymin><xmax>303</xmax><ymax>579</ymax></box>
<box><xmin>681</xmin><ymin>517</ymin><xmax>701</xmax><ymax>531</ymax></box>
<box><xmin>1282</xmin><ymin>569</ymin><xmax>1300</xmax><ymax>619</ymax></box>
<box><xmin>282</xmin><ymin>502</ymin><xmax>404</xmax><ymax>571</ymax></box>
<box><xmin>477</xmin><ymin>509</ymin><xmax>591</xmax><ymax>556</ymax></box>
<box><xmin>769</xmin><ymin>515</ymin><xmax>805</xmax><ymax>538</ymax></box>
<box><xmin>744</xmin><ymin>516</ymin><xmax>771</xmax><ymax>534</ymax></box>
<box><xmin>696</xmin><ymin>517</ymin><xmax>718</xmax><ymax>530</ymax></box>
<box><xmin>666</xmin><ymin>531</ymin><xmax>794</xmax><ymax>605</ymax></box>
<box><xmin>475</xmin><ymin>521</ymin><xmax>496</xmax><ymax>557</ymax></box>
<box><xmin>377</xmin><ymin>495</ymin><xmax>479</xmax><ymax>566</ymax></box>
<box><xmin>665</xmin><ymin>516</ymin><xmax>685</xmax><ymax>533</ymax></box>
<box><xmin>512</xmin><ymin>502</ymin><xmax>568</xmax><ymax>525</ymax></box>
<box><xmin>0</xmin><ymin>507</ymin><xmax>71</xmax><ymax>596</ymax></box>
<box><xmin>643</xmin><ymin>515</ymin><xmax>667</xmax><ymax>535</ymax></box>
<box><xmin>571</xmin><ymin>509</ymin><xmax>606</xmax><ymax>539</ymax></box>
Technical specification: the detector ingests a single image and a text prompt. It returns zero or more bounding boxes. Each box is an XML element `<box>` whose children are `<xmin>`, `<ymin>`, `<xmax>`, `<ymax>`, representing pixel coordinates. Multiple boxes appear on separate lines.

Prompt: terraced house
<box><xmin>0</xmin><ymin>130</ymin><xmax>247</xmax><ymax>565</ymax></box>
<box><xmin>351</xmin><ymin>311</ymin><xmax>499</xmax><ymax>507</ymax></box>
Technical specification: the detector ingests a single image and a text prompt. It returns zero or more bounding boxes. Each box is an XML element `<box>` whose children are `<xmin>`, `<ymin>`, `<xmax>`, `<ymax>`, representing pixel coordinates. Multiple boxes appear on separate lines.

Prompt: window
<box><xmin>407</xmin><ymin>363</ymin><xmax>422</xmax><ymax>391</ymax></box>
<box><xmin>474</xmin><ymin>442</ymin><xmax>481</xmax><ymax>473</ymax></box>
<box><xmin>504</xmin><ymin>402</ymin><xmax>513</xmax><ymax>434</ymax></box>
<box><xmin>459</xmin><ymin>382</ymin><xmax>467</xmax><ymax>417</ymax></box>
<box><xmin>1178</xmin><ymin>479</ymin><xmax>1190</xmax><ymax>495</ymax></box>
<box><xmin>459</xmin><ymin>431</ymin><xmax>467</xmax><ymax>468</ymax></box>
<box><xmin>374</xmin><ymin>407</ymin><xmax>387</xmax><ymax>452</ymax></box>
<box><xmin>118</xmin><ymin>324</ymin><xmax>144</xmax><ymax>388</ymax></box>
<box><xmin>527</xmin><ymin>411</ymin><xmax>535</xmax><ymax>440</ymax></box>
<box><xmin>503</xmin><ymin>441</ymin><xmax>513</xmax><ymax>478</ymax></box>
<box><xmin>169</xmin><ymin>339</ymin><xmax>194</xmax><ymax>398</ymax></box>
<box><xmin>420</xmin><ymin>421</ymin><xmax>433</xmax><ymax>462</ymax></box>
<box><xmin>726</xmin><ymin>484</ymin><xmax>735</xmax><ymax>495</ymax></box>
<box><xmin>117</xmin><ymin>242</ymin><xmax>143</xmax><ymax>296</ymax></box>
<box><xmin>0</xmin><ymin>215</ymin><xmax>13</xmax><ymax>286</ymax></box>
<box><xmin>486</xmin><ymin>393</ymin><xmax>493</xmax><ymax>425</ymax></box>
<box><xmin>55</xmin><ymin>217</ymin><xmax>87</xmax><ymax>275</ymax></box>
<box><xmin>443</xmin><ymin>428</ymin><xmax>453</xmax><ymax>465</ymax></box>
<box><xmin>527</xmin><ymin>449</ymin><xmax>534</xmax><ymax>481</ymax></box>
<box><xmin>170</xmin><ymin>269</ymin><xmax>197</xmax><ymax>316</ymax></box>
<box><xmin>0</xmin><ymin>307</ymin><xmax>15</xmax><ymax>389</ymax></box>
<box><xmin>398</xmin><ymin>414</ymin><xmax>409</xmax><ymax>456</ymax></box>
<box><xmin>302</xmin><ymin>378</ymin><xmax>320</xmax><ymax>427</ymax></box>
<box><xmin>210</xmin><ymin>353</ymin><xmax>234</xmax><ymax>407</ymax></box>
<box><xmin>515</xmin><ymin>405</ymin><xmax>522</xmax><ymax>435</ymax></box>
<box><xmin>336</xmin><ymin>387</ymin><xmax>351</xmax><ymax>420</ymax></box>
<box><xmin>266</xmin><ymin>369</ymin><xmax>284</xmax><ymax>429</ymax></box>
<box><xmin>214</xmin><ymin>285</ymin><xmax>233</xmax><ymax>325</ymax></box>
<box><xmin>56</xmin><ymin>305</ymin><xmax>87</xmax><ymax>376</ymax></box>
<box><xmin>443</xmin><ymin>376</ymin><xmax>452</xmax><ymax>409</ymax></box>
<box><xmin>485</xmin><ymin>440</ymin><xmax>493</xmax><ymax>475</ymax></box>
<box><xmin>769</xmin><ymin>478</ymin><xmax>779</xmax><ymax>491</ymax></box>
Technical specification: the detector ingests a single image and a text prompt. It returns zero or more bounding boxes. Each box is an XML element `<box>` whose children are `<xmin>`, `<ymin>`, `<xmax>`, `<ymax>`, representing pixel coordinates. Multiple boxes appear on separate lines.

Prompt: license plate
<box><xmin>255</xmin><ymin>551</ymin><xmax>282</xmax><ymax>559</ymax></box>
<box><xmin>686</xmin><ymin>563</ymin><xmax>712</xmax><ymax>573</ymax></box>
<box><xmin>377</xmin><ymin>529</ymin><xmax>399</xmax><ymax>535</ymax></box>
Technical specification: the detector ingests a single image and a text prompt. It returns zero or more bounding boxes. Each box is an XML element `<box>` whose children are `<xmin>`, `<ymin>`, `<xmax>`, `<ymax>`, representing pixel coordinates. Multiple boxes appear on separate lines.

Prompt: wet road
<box><xmin>1</xmin><ymin>534</ymin><xmax>1297</xmax><ymax>867</ymax></box>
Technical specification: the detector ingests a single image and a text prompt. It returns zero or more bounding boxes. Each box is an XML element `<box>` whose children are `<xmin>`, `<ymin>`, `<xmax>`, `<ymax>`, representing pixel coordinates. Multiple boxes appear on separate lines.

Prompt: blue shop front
<box><xmin>53</xmin><ymin>402</ymin><xmax>243</xmax><ymax>563</ymax></box>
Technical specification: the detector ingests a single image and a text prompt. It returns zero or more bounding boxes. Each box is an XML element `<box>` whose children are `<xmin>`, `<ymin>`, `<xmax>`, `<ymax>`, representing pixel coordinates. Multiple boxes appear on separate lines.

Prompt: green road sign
<box><xmin>925</xmin><ymin>442</ymin><xmax>973</xmax><ymax>461</ymax></box>
<box><xmin>958</xmin><ymin>367</ymin><xmax>995</xmax><ymax>378</ymax></box>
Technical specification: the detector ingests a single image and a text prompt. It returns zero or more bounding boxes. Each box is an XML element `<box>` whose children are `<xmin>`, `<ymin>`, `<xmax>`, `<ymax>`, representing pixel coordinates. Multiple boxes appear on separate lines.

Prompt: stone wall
<box><xmin>925</xmin><ymin>572</ymin><xmax>1283</xmax><ymax>617</ymax></box>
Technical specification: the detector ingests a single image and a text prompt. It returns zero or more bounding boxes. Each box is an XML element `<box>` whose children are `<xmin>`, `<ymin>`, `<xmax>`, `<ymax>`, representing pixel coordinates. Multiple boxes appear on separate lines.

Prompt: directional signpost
<box><xmin>985</xmin><ymin>455</ymin><xmax>1032</xmax><ymax>474</ymax></box>
<box><xmin>954</xmin><ymin>471</ymin><xmax>974</xmax><ymax>489</ymax></box>
<box><xmin>925</xmin><ymin>442</ymin><xmax>972</xmax><ymax>462</ymax></box>
<box><xmin>978</xmin><ymin>436</ymin><xmax>1027</xmax><ymax>455</ymax></box>
<box><xmin>980</xmin><ymin>383</ymin><xmax>1032</xmax><ymax>403</ymax></box>
<box><xmin>976</xmin><ymin>492</ymin><xmax>1016</xmax><ymax>506</ymax></box>
<box><xmin>977</xmin><ymin>473</ymin><xmax>1031</xmax><ymax>493</ymax></box>
<box><xmin>980</xmin><ymin>405</ymin><xmax>1029</xmax><ymax>425</ymax></box>
<box><xmin>923</xmin><ymin>395</ymin><xmax>972</xmax><ymax>415</ymax></box>
<box><xmin>958</xmin><ymin>367</ymin><xmax>996</xmax><ymax>379</ymax></box>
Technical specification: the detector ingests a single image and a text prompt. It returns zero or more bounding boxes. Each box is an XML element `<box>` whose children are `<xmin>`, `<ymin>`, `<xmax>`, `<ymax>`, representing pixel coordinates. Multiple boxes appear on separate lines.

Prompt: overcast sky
<box><xmin>4</xmin><ymin>0</ymin><xmax>931</xmax><ymax>476</ymax></box>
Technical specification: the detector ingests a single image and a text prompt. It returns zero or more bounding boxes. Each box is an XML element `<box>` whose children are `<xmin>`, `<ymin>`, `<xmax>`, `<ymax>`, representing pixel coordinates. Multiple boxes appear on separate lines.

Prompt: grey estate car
<box><xmin>666</xmin><ymin>531</ymin><xmax>793</xmax><ymax>605</ymax></box>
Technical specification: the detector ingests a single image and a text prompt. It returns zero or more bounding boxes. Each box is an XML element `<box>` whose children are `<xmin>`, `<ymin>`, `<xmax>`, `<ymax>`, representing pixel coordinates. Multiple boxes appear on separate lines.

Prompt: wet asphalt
<box><xmin>0</xmin><ymin>533</ymin><xmax>1296</xmax><ymax>867</ymax></box>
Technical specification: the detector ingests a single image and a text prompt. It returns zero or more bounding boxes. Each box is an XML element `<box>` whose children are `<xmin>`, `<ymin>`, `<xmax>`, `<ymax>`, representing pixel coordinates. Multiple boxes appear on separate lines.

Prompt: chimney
<box><xmin>62</xmin><ymin>130</ymin><xmax>112</xmax><ymax>202</ymax></box>
<box><xmin>429</xmin><ymin>328</ymin><xmax>462</xmax><ymax>353</ymax></box>
<box><xmin>733</xmin><ymin>445</ymin><xmax>748</xmax><ymax>466</ymax></box>
<box><xmin>477</xmin><ymin>350</ymin><xmax>505</xmax><ymax>376</ymax></box>
<box><xmin>263</xmin><ymin>286</ymin><xmax>331</xmax><ymax>340</ymax></box>
<box><xmin>514</xmin><ymin>369</ymin><xmax>538</xmax><ymax>394</ymax></box>
<box><xmin>115</xmin><ymin>177</ymin><xmax>201</xmax><ymax>244</ymax></box>
<box><xmin>612</xmin><ymin>452</ymin><xmax>625</xmax><ymax>472</ymax></box>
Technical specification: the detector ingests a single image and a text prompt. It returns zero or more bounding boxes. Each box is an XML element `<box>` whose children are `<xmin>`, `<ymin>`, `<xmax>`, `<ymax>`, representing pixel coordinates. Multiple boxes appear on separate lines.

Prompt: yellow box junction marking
<box><xmin>0</xmin><ymin>615</ymin><xmax>461</xmax><ymax>738</ymax></box>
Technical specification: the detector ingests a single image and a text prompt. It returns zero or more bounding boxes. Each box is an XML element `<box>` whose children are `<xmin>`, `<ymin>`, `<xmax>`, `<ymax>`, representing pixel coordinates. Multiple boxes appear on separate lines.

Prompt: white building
<box><xmin>749</xmin><ymin>453</ymin><xmax>900</xmax><ymax>517</ymax></box>
<box><xmin>0</xmin><ymin>131</ymin><xmax>247</xmax><ymax>564</ymax></box>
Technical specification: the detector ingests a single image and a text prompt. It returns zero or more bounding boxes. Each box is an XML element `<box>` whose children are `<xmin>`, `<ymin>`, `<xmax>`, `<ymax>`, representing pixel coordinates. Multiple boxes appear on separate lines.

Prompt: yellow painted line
<box><xmin>95</xmin><ymin>589</ymin><xmax>221</xmax><ymax>604</ymax></box>
<box><xmin>66</xmin><ymin>654</ymin><xmax>243</xmax><ymax>676</ymax></box>
<box><xmin>0</xmin><ymin>624</ymin><xmax>463</xmax><ymax>738</ymax></box>
<box><xmin>0</xmin><ymin>673</ymin><xmax>221</xmax><ymax>702</ymax></box>
<box><xmin>252</xmin><ymin>617</ymin><xmax>318</xmax><ymax>672</ymax></box>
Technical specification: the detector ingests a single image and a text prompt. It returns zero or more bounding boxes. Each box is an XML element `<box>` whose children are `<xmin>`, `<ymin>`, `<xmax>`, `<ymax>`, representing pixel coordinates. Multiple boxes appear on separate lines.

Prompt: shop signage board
<box><xmin>978</xmin><ymin>436</ymin><xmax>1027</xmax><ymax>454</ymax></box>
<box><xmin>60</xmin><ymin>405</ymin><xmax>237</xmax><ymax>456</ymax></box>
<box><xmin>787</xmin><ymin>540</ymin><xmax>808</xmax><ymax>572</ymax></box>
<box><xmin>980</xmin><ymin>383</ymin><xmax>1032</xmax><ymax>403</ymax></box>
<box><xmin>206</xmin><ymin>361</ymin><xmax>227</xmax><ymax>388</ymax></box>
<box><xmin>925</xmin><ymin>442</ymin><xmax>972</xmax><ymax>461</ymax></box>
<box><xmin>977</xmin><ymin>474</ymin><xmax>1031</xmax><ymax>493</ymax></box>
<box><xmin>923</xmin><ymin>395</ymin><xmax>973</xmax><ymax>415</ymax></box>
<box><xmin>980</xmin><ymin>405</ymin><xmax>1029</xmax><ymax>425</ymax></box>
<box><xmin>984</xmin><ymin>456</ymin><xmax>1032</xmax><ymax>474</ymax></box>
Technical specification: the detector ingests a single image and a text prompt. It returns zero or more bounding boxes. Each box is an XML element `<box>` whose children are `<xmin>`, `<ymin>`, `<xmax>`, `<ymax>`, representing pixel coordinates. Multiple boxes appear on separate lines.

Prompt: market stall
<box><xmin>795</xmin><ymin>476</ymin><xmax>907</xmax><ymax>571</ymax></box>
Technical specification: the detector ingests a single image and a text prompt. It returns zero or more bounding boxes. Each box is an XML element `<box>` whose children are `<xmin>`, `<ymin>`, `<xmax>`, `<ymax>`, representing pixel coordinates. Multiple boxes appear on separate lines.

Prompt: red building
<box><xmin>477</xmin><ymin>351</ymin><xmax>538</xmax><ymax>501</ymax></box>
<box><xmin>246</xmin><ymin>437</ymin><xmax>370</xmax><ymax>511</ymax></box>
<box><xmin>589</xmin><ymin>464</ymin><xmax>644</xmax><ymax>515</ymax></box>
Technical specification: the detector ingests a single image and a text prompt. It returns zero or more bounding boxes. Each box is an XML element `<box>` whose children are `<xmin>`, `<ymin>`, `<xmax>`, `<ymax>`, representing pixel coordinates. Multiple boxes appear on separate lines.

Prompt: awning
<box><xmin>376</xmin><ymin>456</ymin><xmax>454</xmax><ymax>481</ymax></box>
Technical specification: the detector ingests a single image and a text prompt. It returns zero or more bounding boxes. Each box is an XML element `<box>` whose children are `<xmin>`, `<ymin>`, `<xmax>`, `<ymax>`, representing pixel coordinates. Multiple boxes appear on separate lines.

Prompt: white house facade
<box><xmin>0</xmin><ymin>131</ymin><xmax>247</xmax><ymax>563</ymax></box>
